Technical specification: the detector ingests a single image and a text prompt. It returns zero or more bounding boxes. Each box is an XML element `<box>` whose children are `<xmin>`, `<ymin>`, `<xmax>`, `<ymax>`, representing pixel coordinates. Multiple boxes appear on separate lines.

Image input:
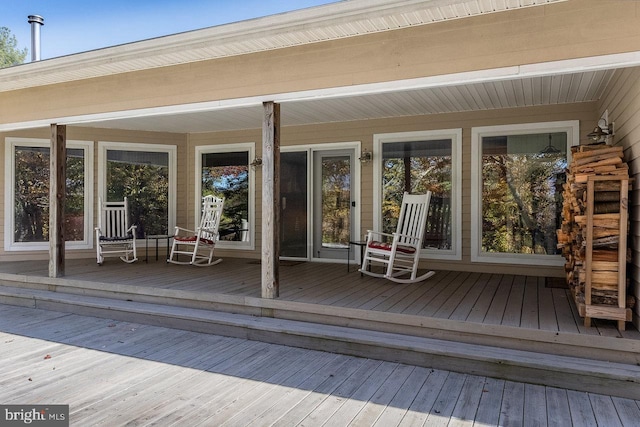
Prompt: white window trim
<box><xmin>373</xmin><ymin>129</ymin><xmax>462</xmax><ymax>261</ymax></box>
<box><xmin>4</xmin><ymin>137</ymin><xmax>94</xmax><ymax>251</ymax></box>
<box><xmin>195</xmin><ymin>143</ymin><xmax>256</xmax><ymax>251</ymax></box>
<box><xmin>97</xmin><ymin>141</ymin><xmax>177</xmax><ymax>238</ymax></box>
<box><xmin>470</xmin><ymin>120</ymin><xmax>579</xmax><ymax>266</ymax></box>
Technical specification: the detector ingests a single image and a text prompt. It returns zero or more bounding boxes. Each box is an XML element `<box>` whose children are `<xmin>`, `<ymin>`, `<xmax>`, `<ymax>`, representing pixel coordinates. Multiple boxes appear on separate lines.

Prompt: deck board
<box><xmin>1</xmin><ymin>304</ymin><xmax>638</xmax><ymax>426</ymax></box>
<box><xmin>0</xmin><ymin>257</ymin><xmax>636</xmax><ymax>344</ymax></box>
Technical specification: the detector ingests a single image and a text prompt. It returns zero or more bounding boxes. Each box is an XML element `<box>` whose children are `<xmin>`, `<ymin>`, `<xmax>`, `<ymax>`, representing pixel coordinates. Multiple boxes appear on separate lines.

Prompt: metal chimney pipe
<box><xmin>27</xmin><ymin>15</ymin><xmax>44</xmax><ymax>62</ymax></box>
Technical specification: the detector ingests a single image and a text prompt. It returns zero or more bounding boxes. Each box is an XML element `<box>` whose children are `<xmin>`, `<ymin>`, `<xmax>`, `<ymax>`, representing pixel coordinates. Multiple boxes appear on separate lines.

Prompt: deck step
<box><xmin>1</xmin><ymin>283</ymin><xmax>639</xmax><ymax>400</ymax></box>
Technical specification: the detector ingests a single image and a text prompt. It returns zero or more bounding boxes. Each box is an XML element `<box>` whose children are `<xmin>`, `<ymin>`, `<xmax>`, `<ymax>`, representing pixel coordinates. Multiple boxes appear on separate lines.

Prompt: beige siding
<box><xmin>598</xmin><ymin>67</ymin><xmax>640</xmax><ymax>322</ymax></box>
<box><xmin>1</xmin><ymin>0</ymin><xmax>639</xmax><ymax>126</ymax></box>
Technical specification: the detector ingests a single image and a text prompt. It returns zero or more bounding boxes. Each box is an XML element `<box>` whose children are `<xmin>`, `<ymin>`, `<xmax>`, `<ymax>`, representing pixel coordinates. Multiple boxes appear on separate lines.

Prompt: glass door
<box><xmin>313</xmin><ymin>149</ymin><xmax>354</xmax><ymax>260</ymax></box>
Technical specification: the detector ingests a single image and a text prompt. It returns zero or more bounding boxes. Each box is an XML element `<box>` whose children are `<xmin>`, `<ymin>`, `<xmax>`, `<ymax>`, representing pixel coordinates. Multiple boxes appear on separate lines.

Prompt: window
<box><xmin>98</xmin><ymin>142</ymin><xmax>176</xmax><ymax>237</ymax></box>
<box><xmin>374</xmin><ymin>129</ymin><xmax>462</xmax><ymax>260</ymax></box>
<box><xmin>4</xmin><ymin>138</ymin><xmax>93</xmax><ymax>251</ymax></box>
<box><xmin>196</xmin><ymin>143</ymin><xmax>255</xmax><ymax>250</ymax></box>
<box><xmin>471</xmin><ymin>121</ymin><xmax>578</xmax><ymax>265</ymax></box>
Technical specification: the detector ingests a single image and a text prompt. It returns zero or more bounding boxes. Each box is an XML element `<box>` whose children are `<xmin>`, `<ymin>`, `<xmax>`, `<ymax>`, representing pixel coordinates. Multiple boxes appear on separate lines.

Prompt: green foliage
<box><xmin>382</xmin><ymin>155</ymin><xmax>453</xmax><ymax>249</ymax></box>
<box><xmin>14</xmin><ymin>148</ymin><xmax>85</xmax><ymax>242</ymax></box>
<box><xmin>0</xmin><ymin>27</ymin><xmax>27</xmax><ymax>68</ymax></box>
<box><xmin>320</xmin><ymin>157</ymin><xmax>350</xmax><ymax>246</ymax></box>
<box><xmin>202</xmin><ymin>165</ymin><xmax>249</xmax><ymax>240</ymax></box>
<box><xmin>481</xmin><ymin>153</ymin><xmax>565</xmax><ymax>255</ymax></box>
<box><xmin>107</xmin><ymin>162</ymin><xmax>169</xmax><ymax>237</ymax></box>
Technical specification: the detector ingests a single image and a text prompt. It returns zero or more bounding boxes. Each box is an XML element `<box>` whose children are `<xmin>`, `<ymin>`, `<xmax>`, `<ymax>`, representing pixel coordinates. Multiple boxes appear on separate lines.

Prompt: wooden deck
<box><xmin>0</xmin><ymin>257</ymin><xmax>637</xmax><ymax>341</ymax></box>
<box><xmin>2</xmin><ymin>303</ymin><xmax>639</xmax><ymax>426</ymax></box>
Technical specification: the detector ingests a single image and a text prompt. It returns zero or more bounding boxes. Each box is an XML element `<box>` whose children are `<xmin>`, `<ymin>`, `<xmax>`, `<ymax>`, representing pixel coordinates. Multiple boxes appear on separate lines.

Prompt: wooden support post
<box><xmin>49</xmin><ymin>124</ymin><xmax>66</xmax><ymax>278</ymax></box>
<box><xmin>261</xmin><ymin>101</ymin><xmax>280</xmax><ymax>299</ymax></box>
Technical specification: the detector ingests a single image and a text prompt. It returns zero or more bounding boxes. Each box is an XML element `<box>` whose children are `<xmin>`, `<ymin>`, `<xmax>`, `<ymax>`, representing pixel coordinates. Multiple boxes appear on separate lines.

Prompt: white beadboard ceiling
<box><xmin>0</xmin><ymin>0</ymin><xmax>566</xmax><ymax>93</ymax></box>
<box><xmin>72</xmin><ymin>68</ymin><xmax>616</xmax><ymax>133</ymax></box>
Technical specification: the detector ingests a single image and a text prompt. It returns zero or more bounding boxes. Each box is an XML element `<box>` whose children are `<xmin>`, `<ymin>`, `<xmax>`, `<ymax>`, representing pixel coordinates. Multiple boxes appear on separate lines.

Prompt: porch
<box><xmin>1</xmin><ymin>257</ymin><xmax>640</xmax><ymax>398</ymax></box>
<box><xmin>0</xmin><ymin>257</ymin><xmax>637</xmax><ymax>344</ymax></box>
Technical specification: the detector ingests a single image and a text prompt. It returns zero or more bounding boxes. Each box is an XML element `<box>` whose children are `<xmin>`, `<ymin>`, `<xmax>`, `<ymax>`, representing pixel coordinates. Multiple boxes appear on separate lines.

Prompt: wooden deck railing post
<box><xmin>261</xmin><ymin>101</ymin><xmax>280</xmax><ymax>298</ymax></box>
<box><xmin>49</xmin><ymin>124</ymin><xmax>66</xmax><ymax>278</ymax></box>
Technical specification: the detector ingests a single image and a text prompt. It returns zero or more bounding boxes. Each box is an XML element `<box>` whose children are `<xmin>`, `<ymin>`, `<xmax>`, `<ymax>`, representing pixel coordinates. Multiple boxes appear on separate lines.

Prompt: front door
<box><xmin>312</xmin><ymin>149</ymin><xmax>355</xmax><ymax>260</ymax></box>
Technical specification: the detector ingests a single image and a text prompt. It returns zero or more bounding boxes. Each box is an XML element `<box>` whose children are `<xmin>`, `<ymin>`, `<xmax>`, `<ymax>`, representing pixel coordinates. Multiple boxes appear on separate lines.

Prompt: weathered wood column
<box><xmin>49</xmin><ymin>124</ymin><xmax>66</xmax><ymax>278</ymax></box>
<box><xmin>261</xmin><ymin>102</ymin><xmax>280</xmax><ymax>298</ymax></box>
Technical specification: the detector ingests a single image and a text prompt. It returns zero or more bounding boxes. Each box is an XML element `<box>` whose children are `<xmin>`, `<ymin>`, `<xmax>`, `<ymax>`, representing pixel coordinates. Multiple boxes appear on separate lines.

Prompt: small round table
<box><xmin>145</xmin><ymin>234</ymin><xmax>174</xmax><ymax>262</ymax></box>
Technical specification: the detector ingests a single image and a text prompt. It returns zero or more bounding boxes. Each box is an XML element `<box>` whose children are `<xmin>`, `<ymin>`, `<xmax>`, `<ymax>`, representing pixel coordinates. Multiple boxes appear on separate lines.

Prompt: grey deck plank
<box><xmin>447</xmin><ymin>374</ymin><xmax>486</xmax><ymax>427</ymax></box>
<box><xmin>243</xmin><ymin>356</ymin><xmax>367</xmax><ymax>427</ymax></box>
<box><xmin>423</xmin><ymin>371</ymin><xmax>467</xmax><ymax>427</ymax></box>
<box><xmin>483</xmin><ymin>274</ymin><xmax>515</xmax><ymax>325</ymax></box>
<box><xmin>566</xmin><ymin>390</ymin><xmax>597</xmax><ymax>427</ymax></box>
<box><xmin>523</xmin><ymin>383</ymin><xmax>547</xmax><ymax>427</ymax></box>
<box><xmin>611</xmin><ymin>397</ymin><xmax>640</xmax><ymax>426</ymax></box>
<box><xmin>288</xmin><ymin>359</ymin><xmax>384</xmax><ymax>427</ymax></box>
<box><xmin>371</xmin><ymin>366</ymin><xmax>431</xmax><ymax>427</ymax></box>
<box><xmin>419</xmin><ymin>271</ymin><xmax>472</xmax><ymax>318</ymax></box>
<box><xmin>473</xmin><ymin>377</ymin><xmax>505</xmax><ymax>427</ymax></box>
<box><xmin>397</xmin><ymin>369</ymin><xmax>450</xmax><ymax>426</ymax></box>
<box><xmin>545</xmin><ymin>387</ymin><xmax>572</xmax><ymax>427</ymax></box>
<box><xmin>447</xmin><ymin>272</ymin><xmax>491</xmax><ymax>322</ymax></box>
<box><xmin>520</xmin><ymin>275</ymin><xmax>540</xmax><ymax>329</ymax></box>
<box><xmin>465</xmin><ymin>273</ymin><xmax>501</xmax><ymax>324</ymax></box>
<box><xmin>343</xmin><ymin>364</ymin><xmax>416</xmax><ymax>426</ymax></box>
<box><xmin>502</xmin><ymin>276</ymin><xmax>526</xmax><ymax>327</ymax></box>
<box><xmin>538</xmin><ymin>277</ymin><xmax>559</xmax><ymax>332</ymax></box>
<box><xmin>322</xmin><ymin>361</ymin><xmax>400</xmax><ymax>426</ymax></box>
<box><xmin>551</xmin><ymin>288</ymin><xmax>580</xmax><ymax>334</ymax></box>
<box><xmin>589</xmin><ymin>394</ymin><xmax>623</xmax><ymax>427</ymax></box>
<box><xmin>499</xmin><ymin>381</ymin><xmax>525</xmax><ymax>427</ymax></box>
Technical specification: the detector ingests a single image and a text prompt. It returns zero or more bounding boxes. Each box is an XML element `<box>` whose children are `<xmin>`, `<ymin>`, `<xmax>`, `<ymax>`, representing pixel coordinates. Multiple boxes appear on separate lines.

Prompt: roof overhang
<box><xmin>0</xmin><ymin>0</ymin><xmax>566</xmax><ymax>93</ymax></box>
<box><xmin>1</xmin><ymin>51</ymin><xmax>638</xmax><ymax>134</ymax></box>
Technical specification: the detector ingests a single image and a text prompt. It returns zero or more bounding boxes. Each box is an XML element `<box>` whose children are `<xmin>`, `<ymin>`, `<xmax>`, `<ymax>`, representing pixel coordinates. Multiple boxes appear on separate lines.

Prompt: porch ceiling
<box><xmin>72</xmin><ymin>68</ymin><xmax>615</xmax><ymax>133</ymax></box>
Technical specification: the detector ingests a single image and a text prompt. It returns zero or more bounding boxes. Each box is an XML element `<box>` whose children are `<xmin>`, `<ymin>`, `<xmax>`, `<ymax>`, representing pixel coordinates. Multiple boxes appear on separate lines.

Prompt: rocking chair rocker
<box><xmin>168</xmin><ymin>195</ymin><xmax>224</xmax><ymax>266</ymax></box>
<box><xmin>359</xmin><ymin>191</ymin><xmax>435</xmax><ymax>283</ymax></box>
<box><xmin>95</xmin><ymin>197</ymin><xmax>138</xmax><ymax>265</ymax></box>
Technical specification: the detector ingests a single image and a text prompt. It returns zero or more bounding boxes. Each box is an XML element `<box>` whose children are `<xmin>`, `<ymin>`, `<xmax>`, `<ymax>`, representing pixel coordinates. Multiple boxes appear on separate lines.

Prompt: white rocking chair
<box><xmin>168</xmin><ymin>195</ymin><xmax>224</xmax><ymax>266</ymax></box>
<box><xmin>95</xmin><ymin>197</ymin><xmax>138</xmax><ymax>265</ymax></box>
<box><xmin>359</xmin><ymin>191</ymin><xmax>435</xmax><ymax>283</ymax></box>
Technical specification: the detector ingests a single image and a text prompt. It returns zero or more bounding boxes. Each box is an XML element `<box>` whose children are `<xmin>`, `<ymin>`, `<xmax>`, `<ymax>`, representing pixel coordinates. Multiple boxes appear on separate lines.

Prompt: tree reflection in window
<box><xmin>106</xmin><ymin>149</ymin><xmax>169</xmax><ymax>237</ymax></box>
<box><xmin>201</xmin><ymin>151</ymin><xmax>249</xmax><ymax>242</ymax></box>
<box><xmin>14</xmin><ymin>146</ymin><xmax>85</xmax><ymax>242</ymax></box>
<box><xmin>382</xmin><ymin>139</ymin><xmax>453</xmax><ymax>250</ymax></box>
<box><xmin>481</xmin><ymin>133</ymin><xmax>566</xmax><ymax>255</ymax></box>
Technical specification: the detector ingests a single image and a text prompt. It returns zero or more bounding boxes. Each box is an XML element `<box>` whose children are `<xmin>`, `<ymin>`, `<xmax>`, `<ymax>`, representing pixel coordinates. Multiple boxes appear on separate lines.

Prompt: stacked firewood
<box><xmin>557</xmin><ymin>144</ymin><xmax>635</xmax><ymax>320</ymax></box>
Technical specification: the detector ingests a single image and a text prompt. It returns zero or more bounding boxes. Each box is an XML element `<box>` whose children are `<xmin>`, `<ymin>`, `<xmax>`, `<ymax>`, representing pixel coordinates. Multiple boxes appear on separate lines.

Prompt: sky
<box><xmin>1</xmin><ymin>0</ymin><xmax>340</xmax><ymax>60</ymax></box>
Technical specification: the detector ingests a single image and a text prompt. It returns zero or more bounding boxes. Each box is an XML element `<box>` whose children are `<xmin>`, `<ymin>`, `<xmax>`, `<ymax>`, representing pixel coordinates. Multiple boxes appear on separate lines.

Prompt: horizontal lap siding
<box><xmin>1</xmin><ymin>1</ymin><xmax>639</xmax><ymax>126</ymax></box>
<box><xmin>599</xmin><ymin>67</ymin><xmax>640</xmax><ymax>322</ymax></box>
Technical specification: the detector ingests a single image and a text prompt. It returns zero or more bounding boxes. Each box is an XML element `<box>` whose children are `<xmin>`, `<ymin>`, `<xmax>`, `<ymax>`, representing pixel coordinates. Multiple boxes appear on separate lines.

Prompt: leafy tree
<box><xmin>0</xmin><ymin>27</ymin><xmax>27</xmax><ymax>68</ymax></box>
<box><xmin>202</xmin><ymin>165</ymin><xmax>249</xmax><ymax>240</ymax></box>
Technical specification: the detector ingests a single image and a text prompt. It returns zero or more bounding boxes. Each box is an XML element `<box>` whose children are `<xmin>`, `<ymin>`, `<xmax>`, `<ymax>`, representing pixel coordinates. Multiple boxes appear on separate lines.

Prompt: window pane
<box><xmin>481</xmin><ymin>132</ymin><xmax>566</xmax><ymax>255</ymax></box>
<box><xmin>382</xmin><ymin>139</ymin><xmax>453</xmax><ymax>250</ymax></box>
<box><xmin>201</xmin><ymin>151</ymin><xmax>249</xmax><ymax>242</ymax></box>
<box><xmin>14</xmin><ymin>146</ymin><xmax>85</xmax><ymax>243</ymax></box>
<box><xmin>281</xmin><ymin>151</ymin><xmax>308</xmax><ymax>257</ymax></box>
<box><xmin>321</xmin><ymin>155</ymin><xmax>350</xmax><ymax>248</ymax></box>
<box><xmin>106</xmin><ymin>149</ymin><xmax>169</xmax><ymax>236</ymax></box>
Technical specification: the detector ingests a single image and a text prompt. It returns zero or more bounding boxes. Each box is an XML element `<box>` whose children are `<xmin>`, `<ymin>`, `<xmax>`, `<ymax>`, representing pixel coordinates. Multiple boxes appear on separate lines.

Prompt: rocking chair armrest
<box><xmin>173</xmin><ymin>226</ymin><xmax>196</xmax><ymax>236</ymax></box>
<box><xmin>365</xmin><ymin>230</ymin><xmax>394</xmax><ymax>240</ymax></box>
<box><xmin>127</xmin><ymin>225</ymin><xmax>137</xmax><ymax>238</ymax></box>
